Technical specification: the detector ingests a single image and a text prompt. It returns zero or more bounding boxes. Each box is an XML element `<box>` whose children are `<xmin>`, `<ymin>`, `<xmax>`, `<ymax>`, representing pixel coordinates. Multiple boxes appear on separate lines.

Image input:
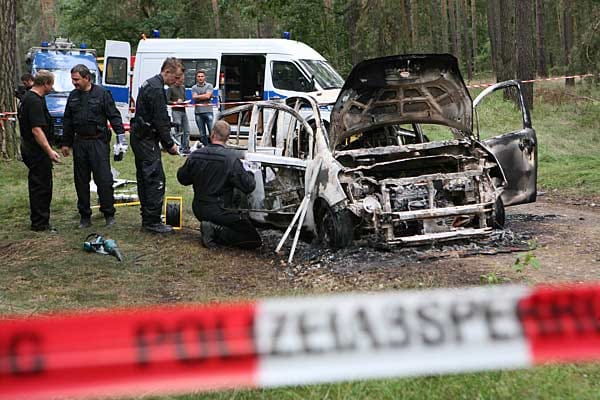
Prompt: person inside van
<box><xmin>191</xmin><ymin>70</ymin><xmax>214</xmax><ymax>146</ymax></box>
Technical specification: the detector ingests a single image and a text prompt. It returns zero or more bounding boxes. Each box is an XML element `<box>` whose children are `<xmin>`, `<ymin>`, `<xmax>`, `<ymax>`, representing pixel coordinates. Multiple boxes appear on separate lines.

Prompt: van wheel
<box><xmin>316</xmin><ymin>203</ymin><xmax>354</xmax><ymax>249</ymax></box>
<box><xmin>488</xmin><ymin>197</ymin><xmax>505</xmax><ymax>229</ymax></box>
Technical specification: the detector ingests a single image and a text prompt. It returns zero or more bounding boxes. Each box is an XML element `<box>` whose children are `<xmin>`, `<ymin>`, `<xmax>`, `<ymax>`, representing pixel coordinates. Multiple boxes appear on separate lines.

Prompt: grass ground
<box><xmin>0</xmin><ymin>80</ymin><xmax>599</xmax><ymax>399</ymax></box>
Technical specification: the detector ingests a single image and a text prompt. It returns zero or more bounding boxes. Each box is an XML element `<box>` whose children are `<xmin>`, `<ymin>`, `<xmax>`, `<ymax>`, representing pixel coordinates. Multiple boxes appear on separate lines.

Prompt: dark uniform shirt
<box><xmin>132</xmin><ymin>74</ymin><xmax>174</xmax><ymax>149</ymax></box>
<box><xmin>61</xmin><ymin>84</ymin><xmax>125</xmax><ymax>147</ymax></box>
<box><xmin>177</xmin><ymin>144</ymin><xmax>256</xmax><ymax>209</ymax></box>
<box><xmin>15</xmin><ymin>85</ymin><xmax>30</xmax><ymax>102</ymax></box>
<box><xmin>18</xmin><ymin>90</ymin><xmax>52</xmax><ymax>156</ymax></box>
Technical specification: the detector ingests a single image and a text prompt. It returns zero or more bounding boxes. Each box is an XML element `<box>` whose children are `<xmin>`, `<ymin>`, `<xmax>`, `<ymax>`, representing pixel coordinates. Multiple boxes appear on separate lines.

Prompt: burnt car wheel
<box><xmin>488</xmin><ymin>197</ymin><xmax>506</xmax><ymax>229</ymax></box>
<box><xmin>316</xmin><ymin>203</ymin><xmax>354</xmax><ymax>249</ymax></box>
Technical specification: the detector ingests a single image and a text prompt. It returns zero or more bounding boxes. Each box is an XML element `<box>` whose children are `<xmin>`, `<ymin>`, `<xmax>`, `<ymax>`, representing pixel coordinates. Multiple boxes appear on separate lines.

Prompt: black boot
<box><xmin>143</xmin><ymin>222</ymin><xmax>174</xmax><ymax>234</ymax></box>
<box><xmin>201</xmin><ymin>221</ymin><xmax>219</xmax><ymax>248</ymax></box>
<box><xmin>79</xmin><ymin>217</ymin><xmax>92</xmax><ymax>229</ymax></box>
<box><xmin>105</xmin><ymin>215</ymin><xmax>116</xmax><ymax>227</ymax></box>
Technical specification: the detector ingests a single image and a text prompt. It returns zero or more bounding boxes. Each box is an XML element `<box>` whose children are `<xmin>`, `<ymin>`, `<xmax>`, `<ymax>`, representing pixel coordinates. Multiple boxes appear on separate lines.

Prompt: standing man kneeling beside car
<box><xmin>177</xmin><ymin>120</ymin><xmax>262</xmax><ymax>249</ymax></box>
<box><xmin>61</xmin><ymin>64</ymin><xmax>127</xmax><ymax>228</ymax></box>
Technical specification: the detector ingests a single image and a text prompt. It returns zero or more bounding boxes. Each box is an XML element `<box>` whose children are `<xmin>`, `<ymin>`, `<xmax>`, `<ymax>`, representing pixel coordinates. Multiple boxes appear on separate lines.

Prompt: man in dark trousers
<box><xmin>131</xmin><ymin>58</ymin><xmax>181</xmax><ymax>233</ymax></box>
<box><xmin>17</xmin><ymin>70</ymin><xmax>61</xmax><ymax>232</ymax></box>
<box><xmin>177</xmin><ymin>120</ymin><xmax>262</xmax><ymax>249</ymax></box>
<box><xmin>60</xmin><ymin>64</ymin><xmax>127</xmax><ymax>228</ymax></box>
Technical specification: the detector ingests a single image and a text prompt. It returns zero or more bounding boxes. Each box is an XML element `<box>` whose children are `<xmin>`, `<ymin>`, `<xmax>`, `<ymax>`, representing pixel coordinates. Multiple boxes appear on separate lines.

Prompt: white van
<box><xmin>102</xmin><ymin>38</ymin><xmax>345</xmax><ymax>136</ymax></box>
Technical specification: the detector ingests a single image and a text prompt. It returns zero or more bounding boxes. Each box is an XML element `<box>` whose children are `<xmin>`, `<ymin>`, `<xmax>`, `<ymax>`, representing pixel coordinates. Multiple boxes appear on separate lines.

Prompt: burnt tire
<box><xmin>316</xmin><ymin>204</ymin><xmax>354</xmax><ymax>249</ymax></box>
<box><xmin>489</xmin><ymin>197</ymin><xmax>506</xmax><ymax>229</ymax></box>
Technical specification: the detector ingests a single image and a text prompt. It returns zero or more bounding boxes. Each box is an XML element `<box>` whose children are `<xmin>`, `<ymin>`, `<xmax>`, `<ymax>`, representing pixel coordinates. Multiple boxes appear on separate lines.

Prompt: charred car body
<box><xmin>219</xmin><ymin>54</ymin><xmax>537</xmax><ymax>248</ymax></box>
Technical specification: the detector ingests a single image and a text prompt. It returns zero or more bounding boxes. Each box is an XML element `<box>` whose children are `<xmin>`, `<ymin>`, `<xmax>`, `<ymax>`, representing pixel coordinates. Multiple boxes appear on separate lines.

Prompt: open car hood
<box><xmin>330</xmin><ymin>54</ymin><xmax>472</xmax><ymax>147</ymax></box>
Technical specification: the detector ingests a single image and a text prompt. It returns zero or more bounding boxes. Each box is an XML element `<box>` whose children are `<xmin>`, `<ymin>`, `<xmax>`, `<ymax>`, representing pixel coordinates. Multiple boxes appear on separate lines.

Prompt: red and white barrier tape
<box><xmin>1</xmin><ymin>283</ymin><xmax>600</xmax><ymax>399</ymax></box>
<box><xmin>0</xmin><ymin>112</ymin><xmax>17</xmax><ymax>122</ymax></box>
<box><xmin>466</xmin><ymin>73</ymin><xmax>595</xmax><ymax>88</ymax></box>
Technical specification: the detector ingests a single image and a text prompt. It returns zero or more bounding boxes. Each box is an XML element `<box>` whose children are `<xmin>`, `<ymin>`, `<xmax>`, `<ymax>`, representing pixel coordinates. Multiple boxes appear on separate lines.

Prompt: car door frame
<box><xmin>218</xmin><ymin>100</ymin><xmax>316</xmax><ymax>227</ymax></box>
<box><xmin>473</xmin><ymin>80</ymin><xmax>538</xmax><ymax>206</ymax></box>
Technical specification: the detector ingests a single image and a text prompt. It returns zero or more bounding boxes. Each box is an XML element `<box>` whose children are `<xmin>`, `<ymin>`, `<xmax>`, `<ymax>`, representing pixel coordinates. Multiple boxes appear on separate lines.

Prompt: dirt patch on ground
<box><xmin>257</xmin><ymin>192</ymin><xmax>600</xmax><ymax>291</ymax></box>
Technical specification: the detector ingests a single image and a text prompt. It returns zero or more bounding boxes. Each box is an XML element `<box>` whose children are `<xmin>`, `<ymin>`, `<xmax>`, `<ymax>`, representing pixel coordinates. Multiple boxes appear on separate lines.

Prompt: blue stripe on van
<box><xmin>106</xmin><ymin>86</ymin><xmax>129</xmax><ymax>104</ymax></box>
<box><xmin>264</xmin><ymin>90</ymin><xmax>287</xmax><ymax>100</ymax></box>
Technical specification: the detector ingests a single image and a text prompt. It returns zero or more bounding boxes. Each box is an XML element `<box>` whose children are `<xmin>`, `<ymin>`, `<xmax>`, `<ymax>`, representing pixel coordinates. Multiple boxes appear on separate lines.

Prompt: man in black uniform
<box><xmin>131</xmin><ymin>58</ymin><xmax>181</xmax><ymax>233</ymax></box>
<box><xmin>17</xmin><ymin>70</ymin><xmax>61</xmax><ymax>232</ymax></box>
<box><xmin>177</xmin><ymin>120</ymin><xmax>262</xmax><ymax>249</ymax></box>
<box><xmin>61</xmin><ymin>64</ymin><xmax>127</xmax><ymax>228</ymax></box>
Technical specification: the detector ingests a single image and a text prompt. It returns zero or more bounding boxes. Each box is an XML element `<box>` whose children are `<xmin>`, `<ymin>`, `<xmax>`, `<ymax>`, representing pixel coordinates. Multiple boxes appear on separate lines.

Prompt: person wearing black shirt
<box><xmin>15</xmin><ymin>73</ymin><xmax>34</xmax><ymax>102</ymax></box>
<box><xmin>177</xmin><ymin>120</ymin><xmax>261</xmax><ymax>249</ymax></box>
<box><xmin>131</xmin><ymin>58</ymin><xmax>181</xmax><ymax>234</ymax></box>
<box><xmin>17</xmin><ymin>70</ymin><xmax>61</xmax><ymax>232</ymax></box>
<box><xmin>60</xmin><ymin>64</ymin><xmax>127</xmax><ymax>228</ymax></box>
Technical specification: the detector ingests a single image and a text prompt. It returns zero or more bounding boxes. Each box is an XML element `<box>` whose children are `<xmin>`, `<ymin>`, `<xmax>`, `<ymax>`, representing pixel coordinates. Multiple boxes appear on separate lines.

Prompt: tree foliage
<box><xmin>12</xmin><ymin>0</ymin><xmax>600</xmax><ymax>81</ymax></box>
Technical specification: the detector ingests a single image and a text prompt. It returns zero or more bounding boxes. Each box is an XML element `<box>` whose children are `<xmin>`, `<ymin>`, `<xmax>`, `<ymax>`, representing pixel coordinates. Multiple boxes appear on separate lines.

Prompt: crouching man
<box><xmin>177</xmin><ymin>120</ymin><xmax>262</xmax><ymax>249</ymax></box>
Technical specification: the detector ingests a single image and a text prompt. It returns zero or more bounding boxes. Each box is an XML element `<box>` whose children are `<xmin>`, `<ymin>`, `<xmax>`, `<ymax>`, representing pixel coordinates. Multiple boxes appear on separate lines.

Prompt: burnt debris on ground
<box><xmin>261</xmin><ymin>212</ymin><xmax>562</xmax><ymax>275</ymax></box>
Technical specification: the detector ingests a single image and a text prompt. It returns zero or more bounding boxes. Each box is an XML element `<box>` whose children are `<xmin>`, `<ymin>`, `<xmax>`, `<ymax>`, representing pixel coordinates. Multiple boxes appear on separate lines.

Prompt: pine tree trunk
<box><xmin>429</xmin><ymin>0</ymin><xmax>437</xmax><ymax>52</ymax></box>
<box><xmin>40</xmin><ymin>0</ymin><xmax>56</xmax><ymax>39</ymax></box>
<box><xmin>562</xmin><ymin>2</ymin><xmax>575</xmax><ymax>86</ymax></box>
<box><xmin>346</xmin><ymin>0</ymin><xmax>362</xmax><ymax>65</ymax></box>
<box><xmin>454</xmin><ymin>0</ymin><xmax>463</xmax><ymax>67</ymax></box>
<box><xmin>441</xmin><ymin>0</ymin><xmax>449</xmax><ymax>52</ymax></box>
<box><xmin>448</xmin><ymin>0</ymin><xmax>458</xmax><ymax>56</ymax></box>
<box><xmin>404</xmin><ymin>0</ymin><xmax>414</xmax><ymax>50</ymax></box>
<box><xmin>498</xmin><ymin>0</ymin><xmax>515</xmax><ymax>83</ymax></box>
<box><xmin>516</xmin><ymin>0</ymin><xmax>535</xmax><ymax>110</ymax></box>
<box><xmin>462</xmin><ymin>0</ymin><xmax>472</xmax><ymax>80</ymax></box>
<box><xmin>0</xmin><ymin>0</ymin><xmax>19</xmax><ymax>159</ymax></box>
<box><xmin>486</xmin><ymin>1</ymin><xmax>499</xmax><ymax>75</ymax></box>
<box><xmin>535</xmin><ymin>0</ymin><xmax>548</xmax><ymax>77</ymax></box>
<box><xmin>470</xmin><ymin>0</ymin><xmax>477</xmax><ymax>72</ymax></box>
<box><xmin>211</xmin><ymin>0</ymin><xmax>221</xmax><ymax>38</ymax></box>
<box><xmin>411</xmin><ymin>0</ymin><xmax>418</xmax><ymax>50</ymax></box>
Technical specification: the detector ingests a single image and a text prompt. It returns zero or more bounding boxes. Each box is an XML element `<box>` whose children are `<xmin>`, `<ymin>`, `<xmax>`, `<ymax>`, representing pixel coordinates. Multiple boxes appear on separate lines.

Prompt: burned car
<box><xmin>218</xmin><ymin>54</ymin><xmax>537</xmax><ymax>248</ymax></box>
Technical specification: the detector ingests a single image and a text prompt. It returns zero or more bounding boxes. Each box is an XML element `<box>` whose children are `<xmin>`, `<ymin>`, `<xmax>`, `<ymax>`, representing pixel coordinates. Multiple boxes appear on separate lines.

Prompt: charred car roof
<box><xmin>330</xmin><ymin>54</ymin><xmax>473</xmax><ymax>147</ymax></box>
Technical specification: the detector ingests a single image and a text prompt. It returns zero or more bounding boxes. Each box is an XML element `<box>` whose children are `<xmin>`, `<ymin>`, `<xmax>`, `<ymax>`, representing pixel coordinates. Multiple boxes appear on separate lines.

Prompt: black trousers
<box><xmin>22</xmin><ymin>151</ymin><xmax>53</xmax><ymax>229</ymax></box>
<box><xmin>194</xmin><ymin>202</ymin><xmax>262</xmax><ymax>249</ymax></box>
<box><xmin>131</xmin><ymin>133</ymin><xmax>165</xmax><ymax>225</ymax></box>
<box><xmin>73</xmin><ymin>139</ymin><xmax>115</xmax><ymax>218</ymax></box>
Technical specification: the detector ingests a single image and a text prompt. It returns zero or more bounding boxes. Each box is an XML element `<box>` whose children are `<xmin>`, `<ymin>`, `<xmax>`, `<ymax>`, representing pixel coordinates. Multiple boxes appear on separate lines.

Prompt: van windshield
<box><xmin>46</xmin><ymin>68</ymin><xmax>98</xmax><ymax>93</ymax></box>
<box><xmin>298</xmin><ymin>60</ymin><xmax>344</xmax><ymax>90</ymax></box>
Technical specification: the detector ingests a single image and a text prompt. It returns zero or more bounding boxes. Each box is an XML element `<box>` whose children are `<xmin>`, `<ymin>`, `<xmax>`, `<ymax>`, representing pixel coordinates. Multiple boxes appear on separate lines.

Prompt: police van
<box><xmin>102</xmin><ymin>38</ymin><xmax>345</xmax><ymax>137</ymax></box>
<box><xmin>26</xmin><ymin>38</ymin><xmax>101</xmax><ymax>141</ymax></box>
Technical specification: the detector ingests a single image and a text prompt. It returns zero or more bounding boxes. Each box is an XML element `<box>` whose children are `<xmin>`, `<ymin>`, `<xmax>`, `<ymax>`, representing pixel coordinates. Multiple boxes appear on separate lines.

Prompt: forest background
<box><xmin>0</xmin><ymin>0</ymin><xmax>599</xmax><ymax>158</ymax></box>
